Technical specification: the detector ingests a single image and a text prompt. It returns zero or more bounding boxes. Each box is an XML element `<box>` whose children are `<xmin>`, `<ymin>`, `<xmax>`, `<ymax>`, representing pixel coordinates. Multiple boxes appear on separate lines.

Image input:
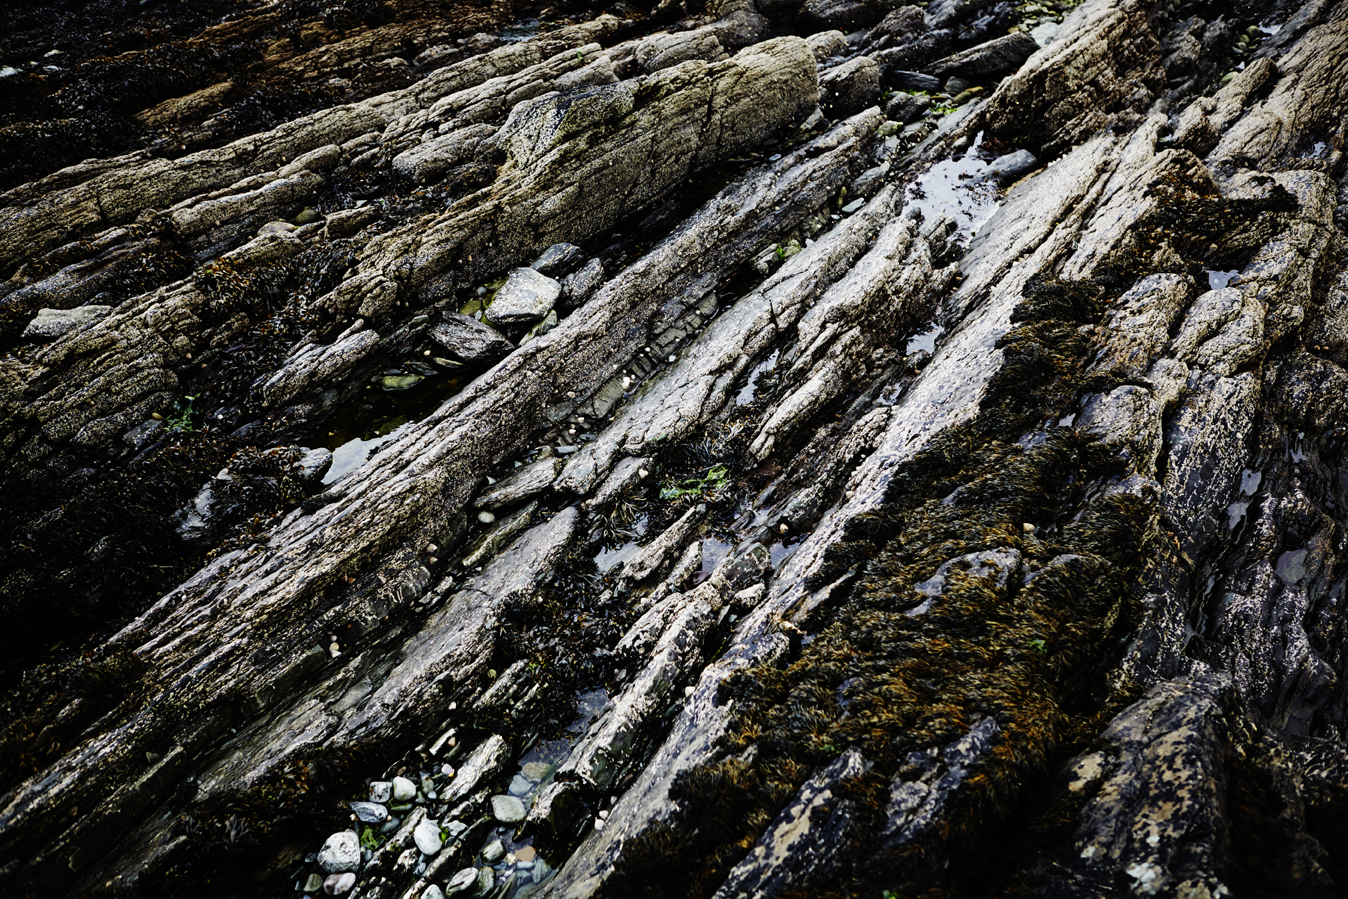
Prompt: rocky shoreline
<box><xmin>3</xmin><ymin>0</ymin><xmax>1348</xmax><ymax>896</ymax></box>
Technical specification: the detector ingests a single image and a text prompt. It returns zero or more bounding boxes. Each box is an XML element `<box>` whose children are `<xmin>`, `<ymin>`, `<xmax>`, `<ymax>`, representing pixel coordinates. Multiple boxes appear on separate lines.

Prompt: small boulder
<box><xmin>929</xmin><ymin>31</ymin><xmax>1039</xmax><ymax>79</ymax></box>
<box><xmin>486</xmin><ymin>268</ymin><xmax>561</xmax><ymax>326</ymax></box>
<box><xmin>530</xmin><ymin>242</ymin><xmax>587</xmax><ymax>278</ymax></box>
<box><xmin>445</xmin><ymin>868</ymin><xmax>478</xmax><ymax>895</ymax></box>
<box><xmin>983</xmin><ymin>149</ymin><xmax>1038</xmax><ymax>186</ymax></box>
<box><xmin>820</xmin><ymin>56</ymin><xmax>881</xmax><ymax>118</ymax></box>
<box><xmin>324</xmin><ymin>872</ymin><xmax>356</xmax><ymax>895</ymax></box>
<box><xmin>429</xmin><ymin>313</ymin><xmax>514</xmax><ymax>365</ymax></box>
<box><xmin>561</xmin><ymin>258</ymin><xmax>605</xmax><ymax>308</ymax></box>
<box><xmin>317</xmin><ymin>831</ymin><xmax>361</xmax><ymax>873</ymax></box>
<box><xmin>885</xmin><ymin>92</ymin><xmax>930</xmax><ymax>123</ymax></box>
<box><xmin>887</xmin><ymin>69</ymin><xmax>942</xmax><ymax>92</ymax></box>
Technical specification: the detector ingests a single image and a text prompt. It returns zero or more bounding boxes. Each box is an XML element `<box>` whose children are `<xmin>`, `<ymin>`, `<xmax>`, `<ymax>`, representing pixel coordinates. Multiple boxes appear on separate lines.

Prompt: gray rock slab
<box><xmin>473</xmin><ymin>457</ymin><xmax>562</xmax><ymax>510</ymax></box>
<box><xmin>430</xmin><ymin>313</ymin><xmax>515</xmax><ymax>364</ymax></box>
<box><xmin>23</xmin><ymin>305</ymin><xmax>113</xmax><ymax>341</ymax></box>
<box><xmin>485</xmin><ymin>268</ymin><xmax>561</xmax><ymax>326</ymax></box>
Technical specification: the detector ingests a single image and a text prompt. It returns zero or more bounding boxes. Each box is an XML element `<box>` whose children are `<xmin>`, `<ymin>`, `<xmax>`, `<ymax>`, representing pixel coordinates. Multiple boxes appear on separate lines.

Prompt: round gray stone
<box><xmin>413</xmin><ymin>818</ymin><xmax>444</xmax><ymax>855</ymax></box>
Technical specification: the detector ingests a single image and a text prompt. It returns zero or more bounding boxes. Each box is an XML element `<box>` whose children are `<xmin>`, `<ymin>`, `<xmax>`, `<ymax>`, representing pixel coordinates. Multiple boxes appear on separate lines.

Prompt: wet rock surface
<box><xmin>2</xmin><ymin>0</ymin><xmax>1348</xmax><ymax>898</ymax></box>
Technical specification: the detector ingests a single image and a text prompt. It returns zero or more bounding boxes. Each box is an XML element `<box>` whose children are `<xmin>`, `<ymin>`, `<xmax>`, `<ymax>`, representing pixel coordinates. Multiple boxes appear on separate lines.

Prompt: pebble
<box><xmin>521</xmin><ymin>762</ymin><xmax>551</xmax><ymax>782</ymax></box>
<box><xmin>441</xmin><ymin>764</ymin><xmax>456</xmax><ymax>778</ymax></box>
<box><xmin>509</xmin><ymin>773</ymin><xmax>532</xmax><ymax>796</ymax></box>
<box><xmin>478</xmin><ymin>511</ymin><xmax>496</xmax><ymax>525</ymax></box>
<box><xmin>515</xmin><ymin>845</ymin><xmax>537</xmax><ymax>863</ymax></box>
<box><xmin>491</xmin><ymin>794</ymin><xmax>527</xmax><ymax>824</ymax></box>
<box><xmin>392</xmin><ymin>776</ymin><xmax>418</xmax><ymax>802</ymax></box>
<box><xmin>422</xmin><ymin>886</ymin><xmax>446</xmax><ymax>899</ymax></box>
<box><xmin>303</xmin><ymin>873</ymin><xmax>324</xmax><ymax>892</ymax></box>
<box><xmin>482</xmin><ymin>839</ymin><xmax>506</xmax><ymax>863</ymax></box>
<box><xmin>413</xmin><ymin>818</ymin><xmax>444</xmax><ymax>855</ymax></box>
<box><xmin>381</xmin><ymin>817</ymin><xmax>401</xmax><ymax>834</ymax></box>
<box><xmin>324</xmin><ymin>872</ymin><xmax>357</xmax><ymax>895</ymax></box>
<box><xmin>318</xmin><ymin>831</ymin><xmax>361</xmax><ymax>873</ymax></box>
<box><xmin>350</xmin><ymin>801</ymin><xmax>388</xmax><ymax>824</ymax></box>
<box><xmin>476</xmin><ymin>868</ymin><xmax>496</xmax><ymax>894</ymax></box>
<box><xmin>1023</xmin><ymin>523</ymin><xmax>1036</xmax><ymax>533</ymax></box>
<box><xmin>445</xmin><ymin>868</ymin><xmax>478</xmax><ymax>894</ymax></box>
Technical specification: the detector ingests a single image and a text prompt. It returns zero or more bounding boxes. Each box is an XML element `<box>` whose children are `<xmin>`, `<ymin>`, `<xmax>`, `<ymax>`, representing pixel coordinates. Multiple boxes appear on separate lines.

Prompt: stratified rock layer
<box><xmin>1</xmin><ymin>0</ymin><xmax>1347</xmax><ymax>897</ymax></box>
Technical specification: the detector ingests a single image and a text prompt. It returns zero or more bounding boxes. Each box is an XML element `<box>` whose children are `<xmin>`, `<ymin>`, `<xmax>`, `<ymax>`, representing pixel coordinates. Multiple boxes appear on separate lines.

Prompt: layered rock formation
<box><xmin>2</xmin><ymin>0</ymin><xmax>1347</xmax><ymax>897</ymax></box>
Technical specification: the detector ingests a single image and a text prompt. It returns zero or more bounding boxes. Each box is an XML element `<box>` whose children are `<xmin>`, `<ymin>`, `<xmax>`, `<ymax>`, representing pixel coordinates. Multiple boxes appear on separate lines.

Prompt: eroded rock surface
<box><xmin>2</xmin><ymin>0</ymin><xmax>1348</xmax><ymax>897</ymax></box>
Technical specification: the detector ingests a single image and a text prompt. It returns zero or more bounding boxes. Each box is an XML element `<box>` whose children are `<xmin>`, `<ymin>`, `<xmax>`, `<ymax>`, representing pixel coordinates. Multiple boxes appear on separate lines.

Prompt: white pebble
<box><xmin>638</xmin><ymin>468</ymin><xmax>649</xmax><ymax>478</ymax></box>
<box><xmin>478</xmin><ymin>511</ymin><xmax>496</xmax><ymax>525</ymax></box>
<box><xmin>392</xmin><ymin>775</ymin><xmax>417</xmax><ymax>801</ymax></box>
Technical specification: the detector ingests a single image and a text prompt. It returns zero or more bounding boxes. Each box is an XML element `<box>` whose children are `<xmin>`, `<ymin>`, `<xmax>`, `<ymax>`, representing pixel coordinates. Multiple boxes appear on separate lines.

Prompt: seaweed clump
<box><xmin>605</xmin><ymin>273</ymin><xmax>1161</xmax><ymax>899</ymax></box>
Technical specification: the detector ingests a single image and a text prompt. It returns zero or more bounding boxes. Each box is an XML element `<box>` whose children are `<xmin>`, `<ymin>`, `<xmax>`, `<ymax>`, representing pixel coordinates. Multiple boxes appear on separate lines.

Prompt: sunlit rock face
<box><xmin>2</xmin><ymin>1</ymin><xmax>1348</xmax><ymax>897</ymax></box>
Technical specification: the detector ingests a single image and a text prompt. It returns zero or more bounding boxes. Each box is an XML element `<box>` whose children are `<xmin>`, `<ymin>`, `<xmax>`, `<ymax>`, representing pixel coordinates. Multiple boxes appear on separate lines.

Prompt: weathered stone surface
<box><xmin>929</xmin><ymin>31</ymin><xmax>1039</xmax><ymax>78</ymax></box>
<box><xmin>818</xmin><ymin>56</ymin><xmax>880</xmax><ymax>118</ymax></box>
<box><xmin>485</xmin><ymin>268</ymin><xmax>561</xmax><ymax>326</ymax></box>
<box><xmin>22</xmin><ymin>305</ymin><xmax>113</xmax><ymax>341</ymax></box>
<box><xmin>429</xmin><ymin>313</ymin><xmax>514</xmax><ymax>365</ymax></box>
<box><xmin>4</xmin><ymin>2</ymin><xmax>1348</xmax><ymax>898</ymax></box>
<box><xmin>978</xmin><ymin>0</ymin><xmax>1164</xmax><ymax>155</ymax></box>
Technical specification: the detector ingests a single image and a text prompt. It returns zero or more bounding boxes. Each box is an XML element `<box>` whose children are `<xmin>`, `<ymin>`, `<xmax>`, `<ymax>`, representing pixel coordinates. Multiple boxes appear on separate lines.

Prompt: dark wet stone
<box><xmin>429</xmin><ymin>313</ymin><xmax>515</xmax><ymax>365</ymax></box>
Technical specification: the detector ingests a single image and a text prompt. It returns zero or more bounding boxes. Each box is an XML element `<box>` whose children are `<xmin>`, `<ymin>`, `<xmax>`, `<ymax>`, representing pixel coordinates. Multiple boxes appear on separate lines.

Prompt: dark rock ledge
<box><xmin>2</xmin><ymin>0</ymin><xmax>1348</xmax><ymax>897</ymax></box>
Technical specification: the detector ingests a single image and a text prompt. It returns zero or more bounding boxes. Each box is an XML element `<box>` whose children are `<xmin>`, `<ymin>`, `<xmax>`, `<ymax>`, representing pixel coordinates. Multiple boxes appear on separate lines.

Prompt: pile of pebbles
<box><xmin>295</xmin><ymin>734</ymin><xmax>566</xmax><ymax>899</ymax></box>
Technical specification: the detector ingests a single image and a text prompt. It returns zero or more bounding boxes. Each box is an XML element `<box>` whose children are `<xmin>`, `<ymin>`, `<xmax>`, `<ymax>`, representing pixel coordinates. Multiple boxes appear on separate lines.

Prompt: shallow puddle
<box><xmin>903</xmin><ymin>133</ymin><xmax>1002</xmax><ymax>244</ymax></box>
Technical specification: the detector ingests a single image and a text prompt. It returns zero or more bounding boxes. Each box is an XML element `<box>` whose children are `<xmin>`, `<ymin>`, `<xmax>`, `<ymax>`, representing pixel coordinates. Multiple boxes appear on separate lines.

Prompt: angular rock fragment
<box><xmin>429</xmin><ymin>313</ymin><xmax>515</xmax><ymax>365</ymax></box>
<box><xmin>486</xmin><ymin>268</ymin><xmax>562</xmax><ymax>326</ymax></box>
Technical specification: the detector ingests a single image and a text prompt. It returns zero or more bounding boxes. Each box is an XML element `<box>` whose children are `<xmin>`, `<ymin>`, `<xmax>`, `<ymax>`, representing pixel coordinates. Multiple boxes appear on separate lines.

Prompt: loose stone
<box><xmin>445</xmin><ymin>868</ymin><xmax>478</xmax><ymax>894</ymax></box>
<box><xmin>324</xmin><ymin>872</ymin><xmax>357</xmax><ymax>895</ymax></box>
<box><xmin>422</xmin><ymin>886</ymin><xmax>447</xmax><ymax>899</ymax></box>
<box><xmin>350</xmin><ymin>801</ymin><xmax>388</xmax><ymax>824</ymax></box>
<box><xmin>491</xmin><ymin>794</ymin><xmax>527</xmax><ymax>824</ymax></box>
<box><xmin>303</xmin><ymin>873</ymin><xmax>324</xmax><ymax>892</ymax></box>
<box><xmin>317</xmin><ymin>831</ymin><xmax>361</xmax><ymax>873</ymax></box>
<box><xmin>485</xmin><ymin>268</ymin><xmax>561</xmax><ymax>326</ymax></box>
<box><xmin>413</xmin><ymin>818</ymin><xmax>444</xmax><ymax>855</ymax></box>
<box><xmin>482</xmin><ymin>839</ymin><xmax>506</xmax><ymax>863</ymax></box>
